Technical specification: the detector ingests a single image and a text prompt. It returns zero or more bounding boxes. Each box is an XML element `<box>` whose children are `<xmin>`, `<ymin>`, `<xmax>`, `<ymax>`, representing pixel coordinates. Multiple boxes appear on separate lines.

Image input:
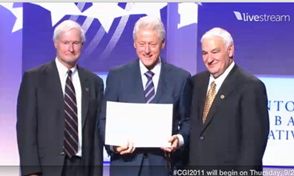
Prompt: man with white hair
<box><xmin>189</xmin><ymin>27</ymin><xmax>269</xmax><ymax>173</ymax></box>
<box><xmin>17</xmin><ymin>20</ymin><xmax>104</xmax><ymax>176</ymax></box>
<box><xmin>100</xmin><ymin>16</ymin><xmax>191</xmax><ymax>176</ymax></box>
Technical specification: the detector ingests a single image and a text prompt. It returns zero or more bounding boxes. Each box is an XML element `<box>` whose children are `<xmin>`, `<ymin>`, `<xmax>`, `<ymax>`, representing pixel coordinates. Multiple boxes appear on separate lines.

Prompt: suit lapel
<box><xmin>195</xmin><ymin>73</ymin><xmax>210</xmax><ymax>131</ymax></box>
<box><xmin>198</xmin><ymin>75</ymin><xmax>210</xmax><ymax>124</ymax></box>
<box><xmin>202</xmin><ymin>65</ymin><xmax>239</xmax><ymax>130</ymax></box>
<box><xmin>152</xmin><ymin>62</ymin><xmax>167</xmax><ymax>103</ymax></box>
<box><xmin>46</xmin><ymin>61</ymin><xmax>64</xmax><ymax>110</ymax></box>
<box><xmin>132</xmin><ymin>60</ymin><xmax>146</xmax><ymax>103</ymax></box>
<box><xmin>78</xmin><ymin>67</ymin><xmax>89</xmax><ymax>128</ymax></box>
<box><xmin>42</xmin><ymin>61</ymin><xmax>64</xmax><ymax>139</ymax></box>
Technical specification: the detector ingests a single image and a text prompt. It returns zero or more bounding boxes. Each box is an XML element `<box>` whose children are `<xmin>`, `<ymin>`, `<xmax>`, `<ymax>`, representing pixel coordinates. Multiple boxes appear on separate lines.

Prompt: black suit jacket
<box><xmin>17</xmin><ymin>61</ymin><xmax>104</xmax><ymax>176</ymax></box>
<box><xmin>100</xmin><ymin>59</ymin><xmax>192</xmax><ymax>176</ymax></box>
<box><xmin>189</xmin><ymin>65</ymin><xmax>269</xmax><ymax>171</ymax></box>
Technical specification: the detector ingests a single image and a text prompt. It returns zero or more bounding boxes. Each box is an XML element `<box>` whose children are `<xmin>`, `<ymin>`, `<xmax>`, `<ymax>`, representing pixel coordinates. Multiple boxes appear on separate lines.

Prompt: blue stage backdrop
<box><xmin>197</xmin><ymin>3</ymin><xmax>294</xmax><ymax>75</ymax></box>
<box><xmin>0</xmin><ymin>2</ymin><xmax>294</xmax><ymax>176</ymax></box>
<box><xmin>198</xmin><ymin>3</ymin><xmax>294</xmax><ymax>167</ymax></box>
<box><xmin>0</xmin><ymin>2</ymin><xmax>198</xmax><ymax>175</ymax></box>
<box><xmin>22</xmin><ymin>3</ymin><xmax>165</xmax><ymax>72</ymax></box>
<box><xmin>22</xmin><ymin>2</ymin><xmax>197</xmax><ymax>74</ymax></box>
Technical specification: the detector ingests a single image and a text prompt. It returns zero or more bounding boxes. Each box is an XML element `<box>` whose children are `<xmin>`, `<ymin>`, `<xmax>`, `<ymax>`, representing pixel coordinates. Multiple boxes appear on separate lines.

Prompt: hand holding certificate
<box><xmin>105</xmin><ymin>101</ymin><xmax>173</xmax><ymax>148</ymax></box>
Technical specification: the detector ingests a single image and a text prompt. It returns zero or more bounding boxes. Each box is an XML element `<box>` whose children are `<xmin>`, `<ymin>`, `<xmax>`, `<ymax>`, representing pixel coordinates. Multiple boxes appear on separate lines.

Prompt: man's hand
<box><xmin>161</xmin><ymin>135</ymin><xmax>179</xmax><ymax>153</ymax></box>
<box><xmin>113</xmin><ymin>141</ymin><xmax>135</xmax><ymax>155</ymax></box>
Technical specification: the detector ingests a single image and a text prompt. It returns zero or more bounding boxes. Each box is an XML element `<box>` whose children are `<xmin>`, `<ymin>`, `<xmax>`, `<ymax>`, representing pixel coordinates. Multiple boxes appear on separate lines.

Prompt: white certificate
<box><xmin>105</xmin><ymin>101</ymin><xmax>173</xmax><ymax>148</ymax></box>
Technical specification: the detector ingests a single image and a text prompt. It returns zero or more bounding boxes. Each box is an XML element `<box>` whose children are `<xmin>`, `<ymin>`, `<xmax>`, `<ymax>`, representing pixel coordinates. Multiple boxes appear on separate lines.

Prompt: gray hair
<box><xmin>133</xmin><ymin>16</ymin><xmax>166</xmax><ymax>42</ymax></box>
<box><xmin>53</xmin><ymin>20</ymin><xmax>85</xmax><ymax>43</ymax></box>
<box><xmin>201</xmin><ymin>27</ymin><xmax>234</xmax><ymax>48</ymax></box>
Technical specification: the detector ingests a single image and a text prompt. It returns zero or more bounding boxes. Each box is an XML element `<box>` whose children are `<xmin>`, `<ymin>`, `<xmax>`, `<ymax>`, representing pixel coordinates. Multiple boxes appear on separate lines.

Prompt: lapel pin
<box><xmin>220</xmin><ymin>94</ymin><xmax>225</xmax><ymax>99</ymax></box>
<box><xmin>85</xmin><ymin>88</ymin><xmax>89</xmax><ymax>92</ymax></box>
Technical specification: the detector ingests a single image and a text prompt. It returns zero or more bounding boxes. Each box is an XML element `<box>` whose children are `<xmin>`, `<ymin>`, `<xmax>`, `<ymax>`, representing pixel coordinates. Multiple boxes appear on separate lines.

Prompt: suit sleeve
<box><xmin>16</xmin><ymin>72</ymin><xmax>42</xmax><ymax>175</ymax></box>
<box><xmin>178</xmin><ymin>74</ymin><xmax>192</xmax><ymax>146</ymax></box>
<box><xmin>238</xmin><ymin>80</ymin><xmax>269</xmax><ymax>168</ymax></box>
<box><xmin>93</xmin><ymin>77</ymin><xmax>104</xmax><ymax>176</ymax></box>
<box><xmin>99</xmin><ymin>70</ymin><xmax>120</xmax><ymax>156</ymax></box>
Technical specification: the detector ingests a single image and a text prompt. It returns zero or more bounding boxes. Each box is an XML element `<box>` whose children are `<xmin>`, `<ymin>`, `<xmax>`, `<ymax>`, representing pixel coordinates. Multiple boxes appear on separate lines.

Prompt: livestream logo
<box><xmin>233</xmin><ymin>11</ymin><xmax>290</xmax><ymax>22</ymax></box>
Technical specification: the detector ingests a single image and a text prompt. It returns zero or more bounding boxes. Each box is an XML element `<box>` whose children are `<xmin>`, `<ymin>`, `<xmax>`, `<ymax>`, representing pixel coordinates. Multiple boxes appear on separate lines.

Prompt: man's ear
<box><xmin>161</xmin><ymin>39</ymin><xmax>166</xmax><ymax>49</ymax></box>
<box><xmin>228</xmin><ymin>44</ymin><xmax>234</xmax><ymax>58</ymax></box>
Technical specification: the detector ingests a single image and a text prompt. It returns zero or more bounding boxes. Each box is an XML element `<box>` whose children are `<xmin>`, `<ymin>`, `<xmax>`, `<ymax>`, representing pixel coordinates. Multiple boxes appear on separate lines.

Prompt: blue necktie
<box><xmin>144</xmin><ymin>71</ymin><xmax>155</xmax><ymax>103</ymax></box>
<box><xmin>64</xmin><ymin>70</ymin><xmax>78</xmax><ymax>158</ymax></box>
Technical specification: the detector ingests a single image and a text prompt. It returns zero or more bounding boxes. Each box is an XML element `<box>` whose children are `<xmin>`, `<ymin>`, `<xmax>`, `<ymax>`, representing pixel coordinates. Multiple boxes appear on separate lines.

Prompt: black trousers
<box><xmin>62</xmin><ymin>156</ymin><xmax>83</xmax><ymax>176</ymax></box>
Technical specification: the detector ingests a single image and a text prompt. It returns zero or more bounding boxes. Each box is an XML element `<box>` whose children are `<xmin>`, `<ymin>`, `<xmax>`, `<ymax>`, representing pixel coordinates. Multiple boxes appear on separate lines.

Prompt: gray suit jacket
<box><xmin>100</xmin><ymin>59</ymin><xmax>191</xmax><ymax>176</ymax></box>
<box><xmin>189</xmin><ymin>65</ymin><xmax>269</xmax><ymax>171</ymax></box>
<box><xmin>17</xmin><ymin>61</ymin><xmax>104</xmax><ymax>176</ymax></box>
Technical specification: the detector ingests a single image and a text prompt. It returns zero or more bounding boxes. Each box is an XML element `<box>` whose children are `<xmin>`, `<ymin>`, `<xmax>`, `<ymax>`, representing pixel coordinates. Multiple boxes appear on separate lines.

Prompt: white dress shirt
<box><xmin>139</xmin><ymin>58</ymin><xmax>185</xmax><ymax>147</ymax></box>
<box><xmin>208</xmin><ymin>61</ymin><xmax>235</xmax><ymax>95</ymax></box>
<box><xmin>55</xmin><ymin>58</ymin><xmax>82</xmax><ymax>156</ymax></box>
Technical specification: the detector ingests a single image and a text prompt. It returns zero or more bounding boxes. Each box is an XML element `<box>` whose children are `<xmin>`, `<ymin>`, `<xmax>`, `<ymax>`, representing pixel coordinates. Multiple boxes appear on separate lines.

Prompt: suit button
<box><xmin>200</xmin><ymin>136</ymin><xmax>205</xmax><ymax>140</ymax></box>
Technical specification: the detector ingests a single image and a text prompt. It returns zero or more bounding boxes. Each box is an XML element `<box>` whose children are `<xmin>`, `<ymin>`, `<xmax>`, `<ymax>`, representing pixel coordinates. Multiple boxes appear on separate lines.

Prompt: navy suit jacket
<box><xmin>17</xmin><ymin>61</ymin><xmax>104</xmax><ymax>176</ymax></box>
<box><xmin>189</xmin><ymin>65</ymin><xmax>269</xmax><ymax>171</ymax></box>
<box><xmin>100</xmin><ymin>59</ymin><xmax>191</xmax><ymax>176</ymax></box>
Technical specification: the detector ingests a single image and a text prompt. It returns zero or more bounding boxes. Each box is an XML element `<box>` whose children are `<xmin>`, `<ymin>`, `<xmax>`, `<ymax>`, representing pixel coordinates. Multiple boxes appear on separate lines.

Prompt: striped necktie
<box><xmin>64</xmin><ymin>70</ymin><xmax>78</xmax><ymax>158</ymax></box>
<box><xmin>144</xmin><ymin>70</ymin><xmax>155</xmax><ymax>103</ymax></box>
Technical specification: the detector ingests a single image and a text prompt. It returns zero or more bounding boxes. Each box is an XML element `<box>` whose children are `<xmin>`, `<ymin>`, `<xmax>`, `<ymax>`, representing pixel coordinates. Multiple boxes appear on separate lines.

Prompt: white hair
<box><xmin>133</xmin><ymin>15</ymin><xmax>166</xmax><ymax>42</ymax></box>
<box><xmin>53</xmin><ymin>20</ymin><xmax>85</xmax><ymax>43</ymax></box>
<box><xmin>201</xmin><ymin>27</ymin><xmax>234</xmax><ymax>48</ymax></box>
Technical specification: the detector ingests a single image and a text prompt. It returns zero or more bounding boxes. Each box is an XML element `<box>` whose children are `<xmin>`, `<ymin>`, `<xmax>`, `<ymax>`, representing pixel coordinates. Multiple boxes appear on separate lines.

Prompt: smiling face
<box><xmin>133</xmin><ymin>28</ymin><xmax>165</xmax><ymax>70</ymax></box>
<box><xmin>201</xmin><ymin>36</ymin><xmax>234</xmax><ymax>78</ymax></box>
<box><xmin>54</xmin><ymin>28</ymin><xmax>83</xmax><ymax>69</ymax></box>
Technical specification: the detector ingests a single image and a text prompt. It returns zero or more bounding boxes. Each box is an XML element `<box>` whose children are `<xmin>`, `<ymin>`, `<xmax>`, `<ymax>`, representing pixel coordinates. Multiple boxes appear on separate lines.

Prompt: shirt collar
<box><xmin>55</xmin><ymin>57</ymin><xmax>77</xmax><ymax>77</ymax></box>
<box><xmin>209</xmin><ymin>61</ymin><xmax>235</xmax><ymax>86</ymax></box>
<box><xmin>139</xmin><ymin>57</ymin><xmax>161</xmax><ymax>76</ymax></box>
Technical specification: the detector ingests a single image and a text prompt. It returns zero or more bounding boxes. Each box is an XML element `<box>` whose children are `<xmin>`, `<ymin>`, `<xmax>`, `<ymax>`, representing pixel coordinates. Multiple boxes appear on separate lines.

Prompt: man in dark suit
<box><xmin>189</xmin><ymin>27</ymin><xmax>269</xmax><ymax>173</ymax></box>
<box><xmin>17</xmin><ymin>20</ymin><xmax>104</xmax><ymax>176</ymax></box>
<box><xmin>100</xmin><ymin>16</ymin><xmax>191</xmax><ymax>176</ymax></box>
